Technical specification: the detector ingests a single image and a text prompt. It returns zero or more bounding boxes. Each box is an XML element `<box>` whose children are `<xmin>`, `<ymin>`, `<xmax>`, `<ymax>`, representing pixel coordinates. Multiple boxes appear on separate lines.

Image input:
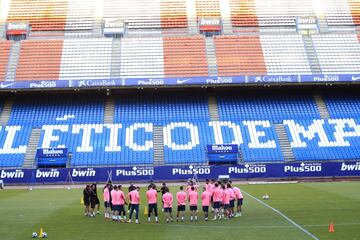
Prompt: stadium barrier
<box><xmin>1</xmin><ymin>161</ymin><xmax>359</xmax><ymax>184</ymax></box>
<box><xmin>1</xmin><ymin>74</ymin><xmax>360</xmax><ymax>90</ymax></box>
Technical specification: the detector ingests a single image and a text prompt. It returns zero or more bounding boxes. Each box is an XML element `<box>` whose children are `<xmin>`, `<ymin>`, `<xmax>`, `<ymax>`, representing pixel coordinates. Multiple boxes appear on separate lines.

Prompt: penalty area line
<box><xmin>242</xmin><ymin>191</ymin><xmax>320</xmax><ymax>240</ymax></box>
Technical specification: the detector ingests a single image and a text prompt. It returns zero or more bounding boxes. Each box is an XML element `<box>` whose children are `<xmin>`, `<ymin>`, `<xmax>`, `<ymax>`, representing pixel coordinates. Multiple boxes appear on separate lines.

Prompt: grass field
<box><xmin>0</xmin><ymin>182</ymin><xmax>359</xmax><ymax>240</ymax></box>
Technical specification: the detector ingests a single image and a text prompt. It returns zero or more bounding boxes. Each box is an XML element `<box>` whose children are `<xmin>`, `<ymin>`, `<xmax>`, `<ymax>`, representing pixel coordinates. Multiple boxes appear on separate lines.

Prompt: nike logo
<box><xmin>0</xmin><ymin>82</ymin><xmax>15</xmax><ymax>88</ymax></box>
<box><xmin>352</xmin><ymin>76</ymin><xmax>360</xmax><ymax>81</ymax></box>
<box><xmin>176</xmin><ymin>79</ymin><xmax>191</xmax><ymax>84</ymax></box>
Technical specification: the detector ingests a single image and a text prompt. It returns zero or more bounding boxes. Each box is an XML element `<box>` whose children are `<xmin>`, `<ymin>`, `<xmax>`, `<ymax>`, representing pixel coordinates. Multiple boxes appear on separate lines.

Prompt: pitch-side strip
<box><xmin>242</xmin><ymin>190</ymin><xmax>320</xmax><ymax>240</ymax></box>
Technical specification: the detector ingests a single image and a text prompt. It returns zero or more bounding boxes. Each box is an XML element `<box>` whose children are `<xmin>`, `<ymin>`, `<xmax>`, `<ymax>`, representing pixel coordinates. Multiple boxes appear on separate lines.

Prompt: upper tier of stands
<box><xmin>0</xmin><ymin>41</ymin><xmax>11</xmax><ymax>81</ymax></box>
<box><xmin>1</xmin><ymin>0</ymin><xmax>360</xmax><ymax>34</ymax></box>
<box><xmin>0</xmin><ymin>91</ymin><xmax>360</xmax><ymax>168</ymax></box>
<box><xmin>1</xmin><ymin>33</ymin><xmax>358</xmax><ymax>81</ymax></box>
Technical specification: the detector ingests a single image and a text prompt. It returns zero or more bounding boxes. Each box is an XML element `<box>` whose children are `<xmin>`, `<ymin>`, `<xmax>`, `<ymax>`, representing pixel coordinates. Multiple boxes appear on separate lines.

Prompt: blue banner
<box><xmin>1</xmin><ymin>74</ymin><xmax>360</xmax><ymax>90</ymax></box>
<box><xmin>1</xmin><ymin>161</ymin><xmax>359</xmax><ymax>184</ymax></box>
<box><xmin>36</xmin><ymin>148</ymin><xmax>68</xmax><ymax>158</ymax></box>
<box><xmin>207</xmin><ymin>145</ymin><xmax>238</xmax><ymax>154</ymax></box>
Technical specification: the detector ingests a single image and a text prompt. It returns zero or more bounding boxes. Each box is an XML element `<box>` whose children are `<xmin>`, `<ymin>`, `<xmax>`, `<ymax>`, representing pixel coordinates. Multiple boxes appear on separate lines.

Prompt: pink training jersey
<box><xmin>163</xmin><ymin>192</ymin><xmax>173</xmax><ymax>208</ymax></box>
<box><xmin>103</xmin><ymin>187</ymin><xmax>110</xmax><ymax>202</ymax></box>
<box><xmin>146</xmin><ymin>189</ymin><xmax>158</xmax><ymax>204</ymax></box>
<box><xmin>201</xmin><ymin>191</ymin><xmax>211</xmax><ymax>207</ymax></box>
<box><xmin>176</xmin><ymin>191</ymin><xmax>187</xmax><ymax>206</ymax></box>
<box><xmin>233</xmin><ymin>187</ymin><xmax>243</xmax><ymax>199</ymax></box>
<box><xmin>228</xmin><ymin>188</ymin><xmax>235</xmax><ymax>200</ymax></box>
<box><xmin>212</xmin><ymin>187</ymin><xmax>222</xmax><ymax>202</ymax></box>
<box><xmin>118</xmin><ymin>190</ymin><xmax>126</xmax><ymax>205</ymax></box>
<box><xmin>223</xmin><ymin>189</ymin><xmax>230</xmax><ymax>205</ymax></box>
<box><xmin>205</xmin><ymin>183</ymin><xmax>212</xmax><ymax>193</ymax></box>
<box><xmin>189</xmin><ymin>190</ymin><xmax>198</xmax><ymax>206</ymax></box>
<box><xmin>128</xmin><ymin>190</ymin><xmax>140</xmax><ymax>204</ymax></box>
<box><xmin>111</xmin><ymin>190</ymin><xmax>120</xmax><ymax>205</ymax></box>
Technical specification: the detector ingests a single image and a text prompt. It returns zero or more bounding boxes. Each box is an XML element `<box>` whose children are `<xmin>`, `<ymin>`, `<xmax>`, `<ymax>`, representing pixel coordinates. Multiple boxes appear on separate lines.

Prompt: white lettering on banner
<box><xmin>328</xmin><ymin>119</ymin><xmax>360</xmax><ymax>147</ymax></box>
<box><xmin>0</xmin><ymin>170</ymin><xmax>24</xmax><ymax>178</ymax></box>
<box><xmin>36</xmin><ymin>169</ymin><xmax>59</xmax><ymax>178</ymax></box>
<box><xmin>104</xmin><ymin>124</ymin><xmax>122</xmax><ymax>152</ymax></box>
<box><xmin>341</xmin><ymin>162</ymin><xmax>360</xmax><ymax>171</ymax></box>
<box><xmin>200</xmin><ymin>18</ymin><xmax>220</xmax><ymax>25</ymax></box>
<box><xmin>172</xmin><ymin>165</ymin><xmax>210</xmax><ymax>175</ymax></box>
<box><xmin>72</xmin><ymin>168</ymin><xmax>96</xmax><ymax>177</ymax></box>
<box><xmin>7</xmin><ymin>22</ymin><xmax>28</xmax><ymax>30</ymax></box>
<box><xmin>41</xmin><ymin>125</ymin><xmax>68</xmax><ymax>149</ymax></box>
<box><xmin>243</xmin><ymin>121</ymin><xmax>276</xmax><ymax>148</ymax></box>
<box><xmin>228</xmin><ymin>164</ymin><xmax>266</xmax><ymax>174</ymax></box>
<box><xmin>209</xmin><ymin>121</ymin><xmax>243</xmax><ymax>145</ymax></box>
<box><xmin>0</xmin><ymin>126</ymin><xmax>27</xmax><ymax>154</ymax></box>
<box><xmin>125</xmin><ymin>123</ymin><xmax>153</xmax><ymax>151</ymax></box>
<box><xmin>72</xmin><ymin>124</ymin><xmax>103</xmax><ymax>152</ymax></box>
<box><xmin>283</xmin><ymin>120</ymin><xmax>334</xmax><ymax>148</ymax></box>
<box><xmin>116</xmin><ymin>167</ymin><xmax>154</xmax><ymax>176</ymax></box>
<box><xmin>164</xmin><ymin>123</ymin><xmax>199</xmax><ymax>150</ymax></box>
<box><xmin>284</xmin><ymin>163</ymin><xmax>322</xmax><ymax>173</ymax></box>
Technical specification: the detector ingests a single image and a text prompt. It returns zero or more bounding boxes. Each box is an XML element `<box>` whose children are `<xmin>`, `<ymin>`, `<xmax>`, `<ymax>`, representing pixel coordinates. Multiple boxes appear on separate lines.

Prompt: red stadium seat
<box><xmin>0</xmin><ymin>41</ymin><xmax>11</xmax><ymax>81</ymax></box>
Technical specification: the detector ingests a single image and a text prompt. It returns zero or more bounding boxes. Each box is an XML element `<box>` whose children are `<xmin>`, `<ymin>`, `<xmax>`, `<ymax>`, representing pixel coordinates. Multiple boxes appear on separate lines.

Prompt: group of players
<box><xmin>83</xmin><ymin>179</ymin><xmax>244</xmax><ymax>224</ymax></box>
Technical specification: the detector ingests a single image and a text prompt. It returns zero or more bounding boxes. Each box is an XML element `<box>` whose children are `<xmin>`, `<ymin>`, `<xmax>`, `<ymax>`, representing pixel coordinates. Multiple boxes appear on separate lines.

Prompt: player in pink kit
<box><xmin>222</xmin><ymin>185</ymin><xmax>231</xmax><ymax>219</ymax></box>
<box><xmin>212</xmin><ymin>183</ymin><xmax>222</xmax><ymax>220</ymax></box>
<box><xmin>117</xmin><ymin>185</ymin><xmax>127</xmax><ymax>221</ymax></box>
<box><xmin>146</xmin><ymin>185</ymin><xmax>159</xmax><ymax>223</ymax></box>
<box><xmin>176</xmin><ymin>186</ymin><xmax>187</xmax><ymax>222</ymax></box>
<box><xmin>227</xmin><ymin>183</ymin><xmax>236</xmax><ymax>218</ymax></box>
<box><xmin>201</xmin><ymin>187</ymin><xmax>211</xmax><ymax>221</ymax></box>
<box><xmin>233</xmin><ymin>186</ymin><xmax>244</xmax><ymax>217</ymax></box>
<box><xmin>127</xmin><ymin>186</ymin><xmax>141</xmax><ymax>224</ymax></box>
<box><xmin>103</xmin><ymin>183</ymin><xmax>111</xmax><ymax>219</ymax></box>
<box><xmin>162</xmin><ymin>188</ymin><xmax>174</xmax><ymax>223</ymax></box>
<box><xmin>111</xmin><ymin>185</ymin><xmax>120</xmax><ymax>221</ymax></box>
<box><xmin>188</xmin><ymin>186</ymin><xmax>199</xmax><ymax>222</ymax></box>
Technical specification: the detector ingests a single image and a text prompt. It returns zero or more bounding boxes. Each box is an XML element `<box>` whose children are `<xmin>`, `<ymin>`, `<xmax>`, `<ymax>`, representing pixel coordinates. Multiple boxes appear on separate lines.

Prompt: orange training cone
<box><xmin>329</xmin><ymin>222</ymin><xmax>335</xmax><ymax>233</ymax></box>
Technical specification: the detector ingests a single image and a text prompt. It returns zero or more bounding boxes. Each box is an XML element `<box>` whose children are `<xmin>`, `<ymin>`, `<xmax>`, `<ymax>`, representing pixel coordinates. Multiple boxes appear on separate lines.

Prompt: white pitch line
<box><xmin>242</xmin><ymin>191</ymin><xmax>320</xmax><ymax>240</ymax></box>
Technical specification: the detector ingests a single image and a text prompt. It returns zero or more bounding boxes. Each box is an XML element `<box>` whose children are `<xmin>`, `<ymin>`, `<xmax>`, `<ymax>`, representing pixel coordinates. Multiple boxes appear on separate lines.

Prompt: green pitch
<box><xmin>0</xmin><ymin>182</ymin><xmax>359</xmax><ymax>240</ymax></box>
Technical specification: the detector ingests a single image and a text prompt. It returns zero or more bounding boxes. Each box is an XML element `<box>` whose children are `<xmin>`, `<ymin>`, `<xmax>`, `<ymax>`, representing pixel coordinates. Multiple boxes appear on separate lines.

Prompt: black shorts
<box><xmin>213</xmin><ymin>201</ymin><xmax>221</xmax><ymax>209</ymax></box>
<box><xmin>95</xmin><ymin>197</ymin><xmax>100</xmax><ymax>205</ymax></box>
<box><xmin>84</xmin><ymin>201</ymin><xmax>90</xmax><ymax>207</ymax></box>
<box><xmin>164</xmin><ymin>207</ymin><xmax>172</xmax><ymax>213</ymax></box>
<box><xmin>119</xmin><ymin>205</ymin><xmax>125</xmax><ymax>213</ymax></box>
<box><xmin>190</xmin><ymin>206</ymin><xmax>197</xmax><ymax>211</ymax></box>
<box><xmin>230</xmin><ymin>200</ymin><xmax>235</xmax><ymax>208</ymax></box>
<box><xmin>237</xmin><ymin>199</ymin><xmax>243</xmax><ymax>206</ymax></box>
<box><xmin>202</xmin><ymin>206</ymin><xmax>209</xmax><ymax>212</ymax></box>
<box><xmin>224</xmin><ymin>204</ymin><xmax>230</xmax><ymax>209</ymax></box>
<box><xmin>104</xmin><ymin>201</ymin><xmax>110</xmax><ymax>208</ymax></box>
<box><xmin>177</xmin><ymin>205</ymin><xmax>185</xmax><ymax>212</ymax></box>
<box><xmin>113</xmin><ymin>205</ymin><xmax>121</xmax><ymax>212</ymax></box>
<box><xmin>90</xmin><ymin>201</ymin><xmax>96</xmax><ymax>209</ymax></box>
<box><xmin>148</xmin><ymin>204</ymin><xmax>158</xmax><ymax>212</ymax></box>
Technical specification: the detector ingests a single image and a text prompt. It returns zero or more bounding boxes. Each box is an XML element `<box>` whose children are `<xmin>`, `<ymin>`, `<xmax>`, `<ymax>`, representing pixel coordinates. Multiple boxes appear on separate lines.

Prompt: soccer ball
<box><xmin>32</xmin><ymin>232</ymin><xmax>38</xmax><ymax>238</ymax></box>
<box><xmin>42</xmin><ymin>232</ymin><xmax>47</xmax><ymax>238</ymax></box>
<box><xmin>262</xmin><ymin>194</ymin><xmax>270</xmax><ymax>200</ymax></box>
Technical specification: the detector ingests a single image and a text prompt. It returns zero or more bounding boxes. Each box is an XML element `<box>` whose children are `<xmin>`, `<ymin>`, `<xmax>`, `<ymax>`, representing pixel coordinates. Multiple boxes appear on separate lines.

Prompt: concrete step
<box><xmin>208</xmin><ymin>95</ymin><xmax>219</xmax><ymax>121</ymax></box>
<box><xmin>104</xmin><ymin>97</ymin><xmax>114</xmax><ymax>124</ymax></box>
<box><xmin>23</xmin><ymin>128</ymin><xmax>42</xmax><ymax>168</ymax></box>
<box><xmin>6</xmin><ymin>41</ymin><xmax>21</xmax><ymax>81</ymax></box>
<box><xmin>0</xmin><ymin>100</ymin><xmax>13</xmax><ymax>125</ymax></box>
<box><xmin>274</xmin><ymin>124</ymin><xmax>295</xmax><ymax>162</ymax></box>
<box><xmin>314</xmin><ymin>93</ymin><xmax>330</xmax><ymax>119</ymax></box>
<box><xmin>153</xmin><ymin>126</ymin><xmax>165</xmax><ymax>165</ymax></box>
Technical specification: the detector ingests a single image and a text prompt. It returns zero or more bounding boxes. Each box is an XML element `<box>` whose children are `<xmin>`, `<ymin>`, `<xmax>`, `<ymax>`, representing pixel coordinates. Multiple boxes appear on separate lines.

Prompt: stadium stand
<box><xmin>312</xmin><ymin>33</ymin><xmax>360</xmax><ymax>74</ymax></box>
<box><xmin>162</xmin><ymin>36</ymin><xmax>208</xmax><ymax>77</ymax></box>
<box><xmin>114</xmin><ymin>93</ymin><xmax>210</xmax><ymax>124</ymax></box>
<box><xmin>214</xmin><ymin>36</ymin><xmax>267</xmax><ymax>76</ymax></box>
<box><xmin>217</xmin><ymin>91</ymin><xmax>320</xmax><ymax>123</ymax></box>
<box><xmin>59</xmin><ymin>38</ymin><xmax>112</xmax><ymax>80</ymax></box>
<box><xmin>6</xmin><ymin>0</ymin><xmax>94</xmax><ymax>32</ymax></box>
<box><xmin>16</xmin><ymin>39</ymin><xmax>63</xmax><ymax>81</ymax></box>
<box><xmin>195</xmin><ymin>0</ymin><xmax>221</xmax><ymax>17</ymax></box>
<box><xmin>0</xmin><ymin>41</ymin><xmax>11</xmax><ymax>81</ymax></box>
<box><xmin>260</xmin><ymin>35</ymin><xmax>311</xmax><ymax>75</ymax></box>
<box><xmin>8</xmin><ymin>94</ymin><xmax>104</xmax><ymax>127</ymax></box>
<box><xmin>0</xmin><ymin>125</ymin><xmax>31</xmax><ymax>167</ymax></box>
<box><xmin>324</xmin><ymin>92</ymin><xmax>360</xmax><ymax>119</ymax></box>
